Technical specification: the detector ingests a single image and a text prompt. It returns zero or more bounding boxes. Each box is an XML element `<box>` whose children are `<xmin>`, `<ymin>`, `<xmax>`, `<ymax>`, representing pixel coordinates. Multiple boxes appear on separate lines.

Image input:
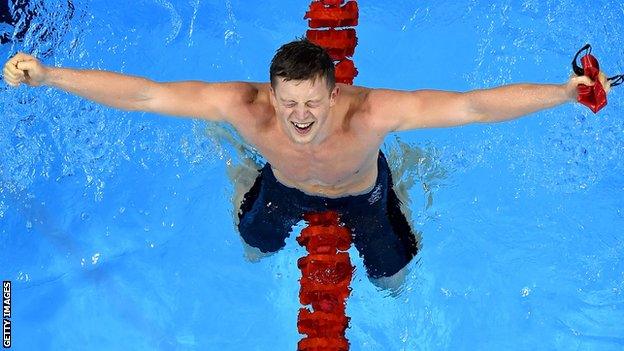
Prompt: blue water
<box><xmin>1</xmin><ymin>0</ymin><xmax>623</xmax><ymax>350</ymax></box>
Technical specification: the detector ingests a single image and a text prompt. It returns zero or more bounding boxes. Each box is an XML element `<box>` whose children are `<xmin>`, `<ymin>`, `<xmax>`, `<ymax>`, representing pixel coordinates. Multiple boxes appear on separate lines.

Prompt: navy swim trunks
<box><xmin>237</xmin><ymin>151</ymin><xmax>419</xmax><ymax>279</ymax></box>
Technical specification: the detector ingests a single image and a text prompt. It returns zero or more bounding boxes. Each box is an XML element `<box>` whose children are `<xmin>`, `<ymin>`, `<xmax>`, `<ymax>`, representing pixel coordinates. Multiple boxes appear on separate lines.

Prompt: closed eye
<box><xmin>306</xmin><ymin>101</ymin><xmax>321</xmax><ymax>108</ymax></box>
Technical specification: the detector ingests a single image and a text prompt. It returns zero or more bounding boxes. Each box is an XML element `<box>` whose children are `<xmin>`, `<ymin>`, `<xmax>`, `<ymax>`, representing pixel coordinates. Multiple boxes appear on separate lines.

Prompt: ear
<box><xmin>329</xmin><ymin>86</ymin><xmax>340</xmax><ymax>107</ymax></box>
<box><xmin>269</xmin><ymin>86</ymin><xmax>278</xmax><ymax>105</ymax></box>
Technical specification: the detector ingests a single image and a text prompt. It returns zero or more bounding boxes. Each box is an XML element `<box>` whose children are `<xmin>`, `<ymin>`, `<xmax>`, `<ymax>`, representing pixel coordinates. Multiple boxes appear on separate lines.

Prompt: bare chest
<box><xmin>255</xmin><ymin>130</ymin><xmax>383</xmax><ymax>197</ymax></box>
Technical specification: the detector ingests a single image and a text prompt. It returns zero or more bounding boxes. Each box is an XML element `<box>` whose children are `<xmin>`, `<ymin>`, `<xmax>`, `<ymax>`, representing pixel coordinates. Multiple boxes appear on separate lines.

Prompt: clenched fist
<box><xmin>3</xmin><ymin>52</ymin><xmax>49</xmax><ymax>87</ymax></box>
<box><xmin>564</xmin><ymin>70</ymin><xmax>612</xmax><ymax>101</ymax></box>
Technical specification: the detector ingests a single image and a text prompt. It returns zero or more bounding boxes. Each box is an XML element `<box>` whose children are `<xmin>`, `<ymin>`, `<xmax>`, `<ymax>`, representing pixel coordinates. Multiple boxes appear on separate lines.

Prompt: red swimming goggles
<box><xmin>572</xmin><ymin>44</ymin><xmax>623</xmax><ymax>113</ymax></box>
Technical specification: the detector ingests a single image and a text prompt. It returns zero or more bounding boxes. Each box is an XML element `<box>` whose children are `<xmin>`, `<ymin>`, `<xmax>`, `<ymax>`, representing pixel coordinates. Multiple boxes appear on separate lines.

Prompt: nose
<box><xmin>293</xmin><ymin>106</ymin><xmax>309</xmax><ymax>119</ymax></box>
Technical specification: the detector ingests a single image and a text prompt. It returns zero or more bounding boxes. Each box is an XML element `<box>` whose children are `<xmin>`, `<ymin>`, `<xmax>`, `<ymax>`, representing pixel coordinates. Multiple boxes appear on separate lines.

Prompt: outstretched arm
<box><xmin>3</xmin><ymin>52</ymin><xmax>259</xmax><ymax>122</ymax></box>
<box><xmin>368</xmin><ymin>74</ymin><xmax>611</xmax><ymax>132</ymax></box>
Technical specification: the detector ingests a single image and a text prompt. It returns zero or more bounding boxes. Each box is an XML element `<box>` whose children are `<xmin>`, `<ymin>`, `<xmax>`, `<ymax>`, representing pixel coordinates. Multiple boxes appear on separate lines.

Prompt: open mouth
<box><xmin>291</xmin><ymin>121</ymin><xmax>314</xmax><ymax>135</ymax></box>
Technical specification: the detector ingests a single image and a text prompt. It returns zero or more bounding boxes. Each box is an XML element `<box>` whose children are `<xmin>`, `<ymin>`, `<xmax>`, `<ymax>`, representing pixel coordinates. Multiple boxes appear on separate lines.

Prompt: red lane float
<box><xmin>305</xmin><ymin>29</ymin><xmax>356</xmax><ymax>61</ymax></box>
<box><xmin>297</xmin><ymin>3</ymin><xmax>359</xmax><ymax>350</ymax></box>
<box><xmin>296</xmin><ymin>211</ymin><xmax>354</xmax><ymax>351</ymax></box>
<box><xmin>304</xmin><ymin>0</ymin><xmax>359</xmax><ymax>84</ymax></box>
<box><xmin>305</xmin><ymin>1</ymin><xmax>358</xmax><ymax>28</ymax></box>
<box><xmin>335</xmin><ymin>60</ymin><xmax>357</xmax><ymax>86</ymax></box>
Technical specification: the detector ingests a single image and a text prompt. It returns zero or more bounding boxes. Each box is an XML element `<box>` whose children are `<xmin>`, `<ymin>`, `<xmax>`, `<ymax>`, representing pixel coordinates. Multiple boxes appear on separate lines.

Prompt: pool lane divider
<box><xmin>297</xmin><ymin>4</ymin><xmax>358</xmax><ymax>351</ymax></box>
<box><xmin>297</xmin><ymin>2</ymin><xmax>359</xmax><ymax>350</ymax></box>
<box><xmin>304</xmin><ymin>0</ymin><xmax>359</xmax><ymax>84</ymax></box>
<box><xmin>296</xmin><ymin>211</ymin><xmax>354</xmax><ymax>351</ymax></box>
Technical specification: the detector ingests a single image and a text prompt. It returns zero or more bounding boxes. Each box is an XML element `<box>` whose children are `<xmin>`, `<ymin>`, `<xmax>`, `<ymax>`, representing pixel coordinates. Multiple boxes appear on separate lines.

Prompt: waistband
<box><xmin>261</xmin><ymin>150</ymin><xmax>389</xmax><ymax>210</ymax></box>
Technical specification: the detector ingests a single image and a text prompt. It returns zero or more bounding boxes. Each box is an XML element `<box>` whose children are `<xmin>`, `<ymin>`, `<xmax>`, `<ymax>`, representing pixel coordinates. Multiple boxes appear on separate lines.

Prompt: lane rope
<box><xmin>297</xmin><ymin>3</ymin><xmax>358</xmax><ymax>350</ymax></box>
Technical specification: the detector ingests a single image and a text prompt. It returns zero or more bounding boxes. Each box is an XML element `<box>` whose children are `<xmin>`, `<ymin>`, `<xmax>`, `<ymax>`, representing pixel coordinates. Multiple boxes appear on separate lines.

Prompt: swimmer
<box><xmin>2</xmin><ymin>39</ymin><xmax>613</xmax><ymax>290</ymax></box>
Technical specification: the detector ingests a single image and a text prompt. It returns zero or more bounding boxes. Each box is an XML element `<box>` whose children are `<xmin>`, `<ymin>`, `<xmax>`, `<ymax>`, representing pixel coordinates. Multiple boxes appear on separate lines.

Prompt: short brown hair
<box><xmin>270</xmin><ymin>38</ymin><xmax>335</xmax><ymax>91</ymax></box>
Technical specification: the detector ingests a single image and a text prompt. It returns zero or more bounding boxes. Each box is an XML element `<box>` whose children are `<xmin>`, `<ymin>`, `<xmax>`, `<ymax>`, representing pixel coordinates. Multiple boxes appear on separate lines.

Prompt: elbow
<box><xmin>130</xmin><ymin>79</ymin><xmax>158</xmax><ymax>112</ymax></box>
<box><xmin>462</xmin><ymin>91</ymin><xmax>490</xmax><ymax>124</ymax></box>
<box><xmin>470</xmin><ymin>112</ymin><xmax>489</xmax><ymax>124</ymax></box>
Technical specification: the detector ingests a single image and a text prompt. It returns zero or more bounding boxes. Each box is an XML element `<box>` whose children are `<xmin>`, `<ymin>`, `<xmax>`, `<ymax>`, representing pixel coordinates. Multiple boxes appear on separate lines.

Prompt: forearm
<box><xmin>467</xmin><ymin>83</ymin><xmax>573</xmax><ymax>123</ymax></box>
<box><xmin>44</xmin><ymin>67</ymin><xmax>156</xmax><ymax>111</ymax></box>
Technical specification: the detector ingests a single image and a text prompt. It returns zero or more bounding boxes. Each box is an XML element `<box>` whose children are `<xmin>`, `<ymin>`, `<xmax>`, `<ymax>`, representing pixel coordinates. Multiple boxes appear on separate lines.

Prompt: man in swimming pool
<box><xmin>2</xmin><ymin>39</ymin><xmax>612</xmax><ymax>290</ymax></box>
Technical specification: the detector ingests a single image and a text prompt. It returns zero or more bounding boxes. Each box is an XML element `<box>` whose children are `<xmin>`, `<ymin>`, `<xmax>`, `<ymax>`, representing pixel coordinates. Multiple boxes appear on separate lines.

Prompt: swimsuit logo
<box><xmin>368</xmin><ymin>184</ymin><xmax>382</xmax><ymax>204</ymax></box>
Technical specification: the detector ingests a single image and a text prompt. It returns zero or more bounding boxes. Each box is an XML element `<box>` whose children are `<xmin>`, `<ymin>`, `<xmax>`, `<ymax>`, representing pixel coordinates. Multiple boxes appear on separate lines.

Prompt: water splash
<box><xmin>154</xmin><ymin>0</ymin><xmax>182</xmax><ymax>45</ymax></box>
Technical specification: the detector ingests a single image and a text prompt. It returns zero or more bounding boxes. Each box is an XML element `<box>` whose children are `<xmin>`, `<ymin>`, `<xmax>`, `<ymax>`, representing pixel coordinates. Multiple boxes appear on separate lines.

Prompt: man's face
<box><xmin>270</xmin><ymin>76</ymin><xmax>339</xmax><ymax>145</ymax></box>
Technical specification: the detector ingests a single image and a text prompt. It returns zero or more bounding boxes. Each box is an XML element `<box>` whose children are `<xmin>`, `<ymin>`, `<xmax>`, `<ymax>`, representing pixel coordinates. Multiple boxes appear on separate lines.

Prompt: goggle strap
<box><xmin>607</xmin><ymin>74</ymin><xmax>623</xmax><ymax>87</ymax></box>
<box><xmin>572</xmin><ymin>43</ymin><xmax>592</xmax><ymax>76</ymax></box>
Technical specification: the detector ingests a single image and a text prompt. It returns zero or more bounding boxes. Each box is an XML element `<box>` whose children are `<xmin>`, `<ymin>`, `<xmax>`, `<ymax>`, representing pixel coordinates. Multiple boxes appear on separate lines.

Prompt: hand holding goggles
<box><xmin>572</xmin><ymin>44</ymin><xmax>623</xmax><ymax>113</ymax></box>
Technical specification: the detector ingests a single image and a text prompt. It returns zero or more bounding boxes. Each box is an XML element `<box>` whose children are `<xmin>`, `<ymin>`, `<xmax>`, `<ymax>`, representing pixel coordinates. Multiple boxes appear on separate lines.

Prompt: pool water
<box><xmin>1</xmin><ymin>0</ymin><xmax>623</xmax><ymax>350</ymax></box>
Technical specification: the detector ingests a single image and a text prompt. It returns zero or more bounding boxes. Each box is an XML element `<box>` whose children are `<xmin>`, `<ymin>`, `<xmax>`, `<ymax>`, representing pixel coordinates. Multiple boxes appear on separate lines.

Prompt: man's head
<box><xmin>269</xmin><ymin>38</ymin><xmax>340</xmax><ymax>145</ymax></box>
<box><xmin>270</xmin><ymin>38</ymin><xmax>335</xmax><ymax>90</ymax></box>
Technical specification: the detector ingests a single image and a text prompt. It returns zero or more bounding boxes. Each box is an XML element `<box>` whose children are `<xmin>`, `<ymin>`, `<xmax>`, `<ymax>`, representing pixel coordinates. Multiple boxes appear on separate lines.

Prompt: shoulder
<box><xmin>219</xmin><ymin>82</ymin><xmax>274</xmax><ymax>123</ymax></box>
<box><xmin>340</xmin><ymin>85</ymin><xmax>397</xmax><ymax>134</ymax></box>
<box><xmin>222</xmin><ymin>82</ymin><xmax>276</xmax><ymax>140</ymax></box>
<box><xmin>336</xmin><ymin>84</ymin><xmax>372</xmax><ymax>119</ymax></box>
<box><xmin>207</xmin><ymin>81</ymin><xmax>269</xmax><ymax>106</ymax></box>
<box><xmin>352</xmin><ymin>87</ymin><xmax>446</xmax><ymax>132</ymax></box>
